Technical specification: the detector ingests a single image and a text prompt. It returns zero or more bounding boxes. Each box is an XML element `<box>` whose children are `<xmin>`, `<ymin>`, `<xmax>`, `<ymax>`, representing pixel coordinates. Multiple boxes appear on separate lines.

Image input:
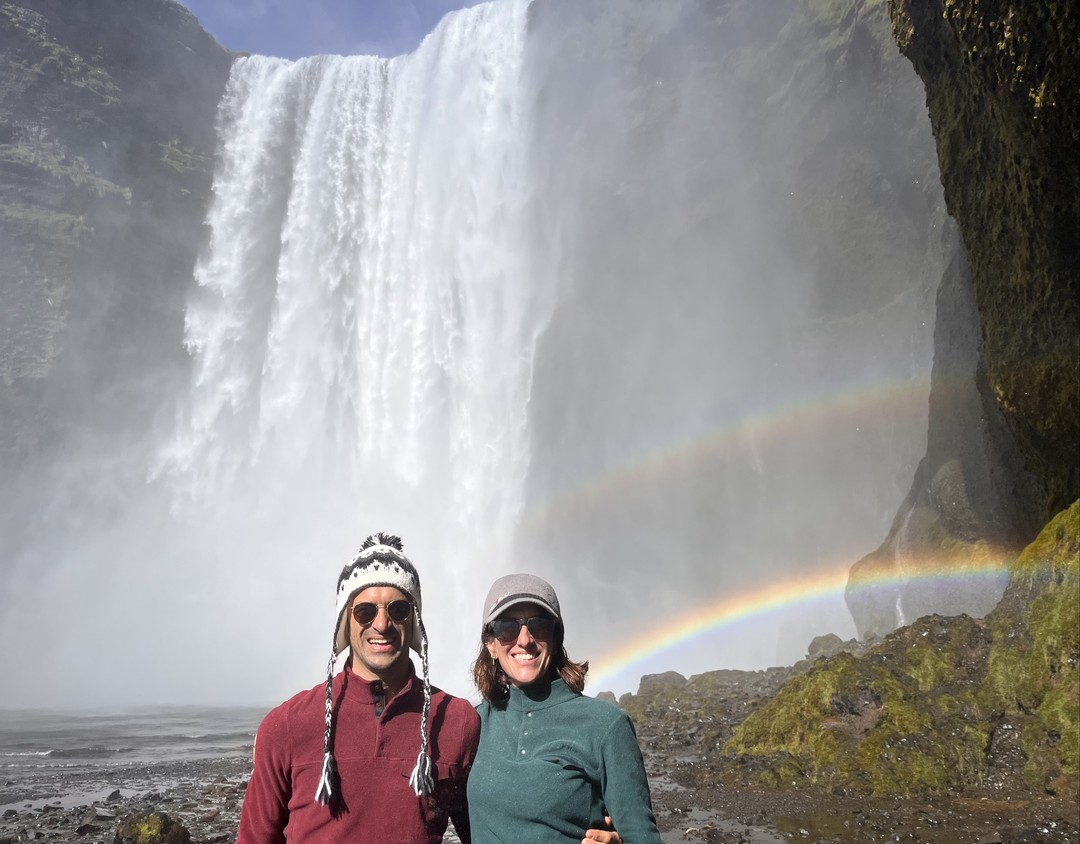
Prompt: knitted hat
<box><xmin>483</xmin><ymin>573</ymin><xmax>562</xmax><ymax>627</ymax></box>
<box><xmin>315</xmin><ymin>533</ymin><xmax>433</xmax><ymax>807</ymax></box>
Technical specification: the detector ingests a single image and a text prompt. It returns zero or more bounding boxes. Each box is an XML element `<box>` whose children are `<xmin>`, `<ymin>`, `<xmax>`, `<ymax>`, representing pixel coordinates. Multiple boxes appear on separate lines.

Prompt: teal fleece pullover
<box><xmin>467</xmin><ymin>677</ymin><xmax>661</xmax><ymax>843</ymax></box>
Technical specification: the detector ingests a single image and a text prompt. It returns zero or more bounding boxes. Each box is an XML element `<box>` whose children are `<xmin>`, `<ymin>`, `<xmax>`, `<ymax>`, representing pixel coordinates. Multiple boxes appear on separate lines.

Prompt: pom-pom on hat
<box><xmin>483</xmin><ymin>573</ymin><xmax>562</xmax><ymax>627</ymax></box>
<box><xmin>315</xmin><ymin>533</ymin><xmax>433</xmax><ymax>808</ymax></box>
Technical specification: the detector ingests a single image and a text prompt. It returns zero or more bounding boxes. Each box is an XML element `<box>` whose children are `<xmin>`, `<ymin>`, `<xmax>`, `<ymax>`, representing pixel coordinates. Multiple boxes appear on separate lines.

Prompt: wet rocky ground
<box><xmin>1</xmin><ymin>653</ymin><xmax>1076</xmax><ymax>844</ymax></box>
<box><xmin>626</xmin><ymin>654</ymin><xmax>1079</xmax><ymax>844</ymax></box>
<box><xmin>3</xmin><ymin>760</ymin><xmax>1075</xmax><ymax>844</ymax></box>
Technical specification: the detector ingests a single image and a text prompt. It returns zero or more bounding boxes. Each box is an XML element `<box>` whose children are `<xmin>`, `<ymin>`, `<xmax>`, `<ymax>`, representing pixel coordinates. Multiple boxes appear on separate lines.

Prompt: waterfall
<box><xmin>161</xmin><ymin>0</ymin><xmax>539</xmax><ymax>557</ymax></box>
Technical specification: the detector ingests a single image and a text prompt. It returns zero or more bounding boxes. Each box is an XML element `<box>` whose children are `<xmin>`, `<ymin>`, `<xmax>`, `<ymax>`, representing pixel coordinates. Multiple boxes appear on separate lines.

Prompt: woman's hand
<box><xmin>581</xmin><ymin>816</ymin><xmax>622</xmax><ymax>843</ymax></box>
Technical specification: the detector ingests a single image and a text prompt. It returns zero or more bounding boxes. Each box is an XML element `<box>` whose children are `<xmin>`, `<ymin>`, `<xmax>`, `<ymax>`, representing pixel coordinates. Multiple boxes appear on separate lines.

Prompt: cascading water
<box><xmin>152</xmin><ymin>0</ymin><xmax>543</xmax><ymax>697</ymax></box>
<box><xmin>0</xmin><ymin>0</ymin><xmax>945</xmax><ymax>707</ymax></box>
<box><xmin>162</xmin><ymin>0</ymin><xmax>538</xmax><ymax>543</ymax></box>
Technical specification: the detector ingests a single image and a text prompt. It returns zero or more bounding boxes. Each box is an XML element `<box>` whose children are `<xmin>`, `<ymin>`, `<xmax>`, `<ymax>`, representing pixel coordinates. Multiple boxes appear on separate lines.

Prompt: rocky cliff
<box><xmin>846</xmin><ymin>0</ymin><xmax>1079</xmax><ymax>639</ymax></box>
<box><xmin>892</xmin><ymin>0</ymin><xmax>1079</xmax><ymax>517</ymax></box>
<box><xmin>0</xmin><ymin>0</ymin><xmax>231</xmax><ymax>529</ymax></box>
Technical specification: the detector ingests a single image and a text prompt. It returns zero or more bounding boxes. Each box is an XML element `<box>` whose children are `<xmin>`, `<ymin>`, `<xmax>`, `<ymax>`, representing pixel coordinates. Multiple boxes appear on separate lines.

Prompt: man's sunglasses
<box><xmin>488</xmin><ymin>615</ymin><xmax>556</xmax><ymax>644</ymax></box>
<box><xmin>352</xmin><ymin>600</ymin><xmax>413</xmax><ymax>626</ymax></box>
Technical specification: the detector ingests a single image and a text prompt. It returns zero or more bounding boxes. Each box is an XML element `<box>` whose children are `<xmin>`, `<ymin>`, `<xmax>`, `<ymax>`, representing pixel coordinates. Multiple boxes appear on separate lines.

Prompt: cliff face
<box><xmin>846</xmin><ymin>0</ymin><xmax>1079</xmax><ymax>638</ymax></box>
<box><xmin>0</xmin><ymin>0</ymin><xmax>230</xmax><ymax>507</ymax></box>
<box><xmin>890</xmin><ymin>0</ymin><xmax>1079</xmax><ymax>515</ymax></box>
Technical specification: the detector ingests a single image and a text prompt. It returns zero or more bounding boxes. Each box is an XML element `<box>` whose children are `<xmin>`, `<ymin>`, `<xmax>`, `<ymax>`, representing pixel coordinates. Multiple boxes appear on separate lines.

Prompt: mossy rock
<box><xmin>985</xmin><ymin>500</ymin><xmax>1080</xmax><ymax>794</ymax></box>
<box><xmin>723</xmin><ymin>614</ymin><xmax>992</xmax><ymax>796</ymax></box>
<box><xmin>718</xmin><ymin>503</ymin><xmax>1079</xmax><ymax>800</ymax></box>
<box><xmin>114</xmin><ymin>811</ymin><xmax>191</xmax><ymax>844</ymax></box>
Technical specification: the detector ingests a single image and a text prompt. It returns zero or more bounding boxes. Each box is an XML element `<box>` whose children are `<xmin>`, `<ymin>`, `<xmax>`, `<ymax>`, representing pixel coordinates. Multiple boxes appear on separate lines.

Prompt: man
<box><xmin>236</xmin><ymin>533</ymin><xmax>481</xmax><ymax>843</ymax></box>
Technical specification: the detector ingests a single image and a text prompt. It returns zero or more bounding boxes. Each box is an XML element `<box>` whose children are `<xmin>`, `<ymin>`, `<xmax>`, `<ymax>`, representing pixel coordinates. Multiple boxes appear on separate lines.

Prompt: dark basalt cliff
<box><xmin>846</xmin><ymin>0</ymin><xmax>1079</xmax><ymax>639</ymax></box>
<box><xmin>0</xmin><ymin>0</ymin><xmax>230</xmax><ymax>502</ymax></box>
<box><xmin>891</xmin><ymin>0</ymin><xmax>1079</xmax><ymax>519</ymax></box>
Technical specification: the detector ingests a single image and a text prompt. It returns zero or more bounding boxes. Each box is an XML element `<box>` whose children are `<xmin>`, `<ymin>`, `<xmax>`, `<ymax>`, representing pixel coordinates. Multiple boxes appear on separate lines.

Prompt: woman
<box><xmin>467</xmin><ymin>573</ymin><xmax>662</xmax><ymax>843</ymax></box>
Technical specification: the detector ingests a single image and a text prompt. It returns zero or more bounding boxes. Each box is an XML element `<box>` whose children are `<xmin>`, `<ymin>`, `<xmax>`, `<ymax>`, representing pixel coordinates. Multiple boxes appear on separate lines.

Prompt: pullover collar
<box><xmin>342</xmin><ymin>661</ymin><xmax>417</xmax><ymax>708</ymax></box>
<box><xmin>505</xmin><ymin>676</ymin><xmax>577</xmax><ymax>712</ymax></box>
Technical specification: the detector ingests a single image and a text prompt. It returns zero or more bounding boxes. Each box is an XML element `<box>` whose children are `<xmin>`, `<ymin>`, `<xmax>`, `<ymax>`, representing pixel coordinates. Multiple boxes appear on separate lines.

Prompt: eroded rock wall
<box><xmin>890</xmin><ymin>0</ymin><xmax>1079</xmax><ymax>515</ymax></box>
<box><xmin>0</xmin><ymin>0</ymin><xmax>231</xmax><ymax>521</ymax></box>
<box><xmin>847</xmin><ymin>0</ymin><xmax>1078</xmax><ymax>638</ymax></box>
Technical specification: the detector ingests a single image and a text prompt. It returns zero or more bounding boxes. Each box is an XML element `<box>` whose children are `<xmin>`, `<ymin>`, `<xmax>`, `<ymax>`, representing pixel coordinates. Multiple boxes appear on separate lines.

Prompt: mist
<box><xmin>0</xmin><ymin>0</ymin><xmax>945</xmax><ymax>708</ymax></box>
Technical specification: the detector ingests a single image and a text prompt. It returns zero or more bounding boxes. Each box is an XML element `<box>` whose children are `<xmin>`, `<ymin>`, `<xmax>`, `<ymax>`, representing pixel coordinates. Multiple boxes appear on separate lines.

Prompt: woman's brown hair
<box><xmin>471</xmin><ymin>615</ymin><xmax>589</xmax><ymax>702</ymax></box>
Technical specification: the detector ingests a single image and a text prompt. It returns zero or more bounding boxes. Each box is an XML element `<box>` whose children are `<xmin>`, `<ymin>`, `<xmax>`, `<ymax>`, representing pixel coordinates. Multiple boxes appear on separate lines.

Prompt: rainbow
<box><xmin>511</xmin><ymin>373</ymin><xmax>1005</xmax><ymax>691</ymax></box>
<box><xmin>518</xmin><ymin>373</ymin><xmax>938</xmax><ymax>532</ymax></box>
<box><xmin>588</xmin><ymin>552</ymin><xmax>1014</xmax><ymax>691</ymax></box>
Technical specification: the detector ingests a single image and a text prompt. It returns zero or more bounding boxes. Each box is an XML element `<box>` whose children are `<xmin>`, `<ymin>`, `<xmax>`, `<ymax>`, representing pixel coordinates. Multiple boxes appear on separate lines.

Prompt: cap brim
<box><xmin>484</xmin><ymin>596</ymin><xmax>560</xmax><ymax>626</ymax></box>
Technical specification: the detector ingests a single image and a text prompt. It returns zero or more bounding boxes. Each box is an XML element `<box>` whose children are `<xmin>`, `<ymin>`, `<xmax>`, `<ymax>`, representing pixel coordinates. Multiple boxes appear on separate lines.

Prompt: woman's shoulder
<box><xmin>565</xmin><ymin>690</ymin><xmax>630</xmax><ymax>725</ymax></box>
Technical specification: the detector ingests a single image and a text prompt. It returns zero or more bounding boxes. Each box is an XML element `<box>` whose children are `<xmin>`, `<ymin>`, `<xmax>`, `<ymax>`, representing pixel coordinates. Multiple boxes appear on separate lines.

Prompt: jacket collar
<box><xmin>505</xmin><ymin>676</ymin><xmax>576</xmax><ymax>711</ymax></box>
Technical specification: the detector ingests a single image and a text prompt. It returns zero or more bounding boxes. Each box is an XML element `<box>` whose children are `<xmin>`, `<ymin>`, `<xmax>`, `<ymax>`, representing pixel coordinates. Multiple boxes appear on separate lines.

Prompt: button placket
<box><xmin>520</xmin><ymin>710</ymin><xmax>532</xmax><ymax>756</ymax></box>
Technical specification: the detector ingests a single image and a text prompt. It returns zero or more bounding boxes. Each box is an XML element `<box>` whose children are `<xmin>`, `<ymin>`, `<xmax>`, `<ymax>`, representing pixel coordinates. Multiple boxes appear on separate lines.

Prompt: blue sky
<box><xmin>179</xmin><ymin>0</ymin><xmax>484</xmax><ymax>60</ymax></box>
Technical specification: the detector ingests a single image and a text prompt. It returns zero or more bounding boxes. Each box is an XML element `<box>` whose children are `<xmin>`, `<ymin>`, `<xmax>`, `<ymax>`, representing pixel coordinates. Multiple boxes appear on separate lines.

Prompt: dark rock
<box><xmin>637</xmin><ymin>671</ymin><xmax>688</xmax><ymax>695</ymax></box>
<box><xmin>807</xmin><ymin>633</ymin><xmax>845</xmax><ymax>659</ymax></box>
<box><xmin>891</xmin><ymin>0</ymin><xmax>1079</xmax><ymax>519</ymax></box>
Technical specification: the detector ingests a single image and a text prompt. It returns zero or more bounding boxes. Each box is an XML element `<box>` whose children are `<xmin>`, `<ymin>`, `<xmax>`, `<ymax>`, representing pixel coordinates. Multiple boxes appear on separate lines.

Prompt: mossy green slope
<box><xmin>722</xmin><ymin>502</ymin><xmax>1079</xmax><ymax>798</ymax></box>
<box><xmin>985</xmin><ymin>500</ymin><xmax>1080</xmax><ymax>794</ymax></box>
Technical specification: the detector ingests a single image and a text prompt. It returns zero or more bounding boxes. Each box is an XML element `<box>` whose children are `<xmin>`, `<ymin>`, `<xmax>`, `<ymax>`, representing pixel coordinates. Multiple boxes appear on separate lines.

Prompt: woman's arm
<box><xmin>597</xmin><ymin>714</ymin><xmax>663</xmax><ymax>843</ymax></box>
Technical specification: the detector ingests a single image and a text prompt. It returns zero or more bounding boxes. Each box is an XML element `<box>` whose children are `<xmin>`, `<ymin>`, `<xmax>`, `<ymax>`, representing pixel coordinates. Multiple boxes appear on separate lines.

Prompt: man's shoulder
<box><xmin>428</xmin><ymin>685</ymin><xmax>480</xmax><ymax>723</ymax></box>
<box><xmin>260</xmin><ymin>677</ymin><xmax>329</xmax><ymax>725</ymax></box>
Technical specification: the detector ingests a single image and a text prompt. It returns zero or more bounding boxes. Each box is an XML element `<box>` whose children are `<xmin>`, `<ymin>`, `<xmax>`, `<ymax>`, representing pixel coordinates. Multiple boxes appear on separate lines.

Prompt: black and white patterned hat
<box><xmin>315</xmin><ymin>533</ymin><xmax>433</xmax><ymax>806</ymax></box>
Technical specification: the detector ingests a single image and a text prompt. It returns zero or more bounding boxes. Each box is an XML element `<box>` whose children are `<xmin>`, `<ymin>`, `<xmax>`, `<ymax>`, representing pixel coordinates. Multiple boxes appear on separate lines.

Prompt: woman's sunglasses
<box><xmin>488</xmin><ymin>615</ymin><xmax>556</xmax><ymax>644</ymax></box>
<box><xmin>352</xmin><ymin>600</ymin><xmax>413</xmax><ymax>626</ymax></box>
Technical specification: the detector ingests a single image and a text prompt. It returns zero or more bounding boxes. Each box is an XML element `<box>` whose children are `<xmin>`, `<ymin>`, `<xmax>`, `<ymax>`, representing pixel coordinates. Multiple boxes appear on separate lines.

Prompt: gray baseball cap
<box><xmin>483</xmin><ymin>573</ymin><xmax>562</xmax><ymax>626</ymax></box>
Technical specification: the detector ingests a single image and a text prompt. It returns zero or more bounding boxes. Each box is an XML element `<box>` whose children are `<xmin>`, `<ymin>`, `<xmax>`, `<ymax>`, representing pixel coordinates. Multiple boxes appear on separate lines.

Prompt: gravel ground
<box><xmin>2</xmin><ymin>694</ymin><xmax>1076</xmax><ymax>844</ymax></box>
<box><xmin>2</xmin><ymin>751</ymin><xmax>1076</xmax><ymax>844</ymax></box>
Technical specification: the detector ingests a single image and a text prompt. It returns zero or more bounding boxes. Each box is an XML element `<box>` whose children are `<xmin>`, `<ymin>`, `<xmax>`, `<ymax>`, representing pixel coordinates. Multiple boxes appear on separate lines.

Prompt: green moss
<box><xmin>724</xmin><ymin>615</ymin><xmax>998</xmax><ymax>796</ymax></box>
<box><xmin>0</xmin><ymin>5</ymin><xmax>122</xmax><ymax>106</ymax></box>
<box><xmin>160</xmin><ymin>140</ymin><xmax>208</xmax><ymax>174</ymax></box>
<box><xmin>0</xmin><ymin>143</ymin><xmax>130</xmax><ymax>200</ymax></box>
<box><xmin>985</xmin><ymin>502</ymin><xmax>1080</xmax><ymax>793</ymax></box>
<box><xmin>0</xmin><ymin>201</ymin><xmax>86</xmax><ymax>245</ymax></box>
<box><xmin>133</xmin><ymin>814</ymin><xmax>165</xmax><ymax>841</ymax></box>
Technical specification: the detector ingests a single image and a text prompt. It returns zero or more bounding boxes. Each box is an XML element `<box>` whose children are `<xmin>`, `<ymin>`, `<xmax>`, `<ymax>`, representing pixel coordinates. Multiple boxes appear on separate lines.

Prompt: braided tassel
<box><xmin>314</xmin><ymin>646</ymin><xmax>338</xmax><ymax>806</ymax></box>
<box><xmin>408</xmin><ymin>616</ymin><xmax>434</xmax><ymax>797</ymax></box>
<box><xmin>315</xmin><ymin>751</ymin><xmax>337</xmax><ymax>806</ymax></box>
<box><xmin>409</xmin><ymin>748</ymin><xmax>433</xmax><ymax>797</ymax></box>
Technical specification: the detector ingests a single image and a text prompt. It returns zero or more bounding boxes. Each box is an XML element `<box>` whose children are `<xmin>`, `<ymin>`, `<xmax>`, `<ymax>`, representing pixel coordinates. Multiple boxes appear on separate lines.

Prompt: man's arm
<box><xmin>235</xmin><ymin>712</ymin><xmax>291</xmax><ymax>844</ymax></box>
<box><xmin>582</xmin><ymin>816</ymin><xmax>623</xmax><ymax>843</ymax></box>
<box><xmin>447</xmin><ymin>703</ymin><xmax>482</xmax><ymax>843</ymax></box>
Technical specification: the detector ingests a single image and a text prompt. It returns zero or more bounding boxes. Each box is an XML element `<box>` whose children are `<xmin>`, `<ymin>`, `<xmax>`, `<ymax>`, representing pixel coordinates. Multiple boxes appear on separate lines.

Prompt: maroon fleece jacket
<box><xmin>236</xmin><ymin>663</ymin><xmax>480</xmax><ymax>844</ymax></box>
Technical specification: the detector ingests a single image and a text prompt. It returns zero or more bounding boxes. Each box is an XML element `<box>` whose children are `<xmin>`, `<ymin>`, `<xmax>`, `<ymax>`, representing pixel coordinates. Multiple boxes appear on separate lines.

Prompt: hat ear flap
<box><xmin>334</xmin><ymin>605</ymin><xmax>350</xmax><ymax>654</ymax></box>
